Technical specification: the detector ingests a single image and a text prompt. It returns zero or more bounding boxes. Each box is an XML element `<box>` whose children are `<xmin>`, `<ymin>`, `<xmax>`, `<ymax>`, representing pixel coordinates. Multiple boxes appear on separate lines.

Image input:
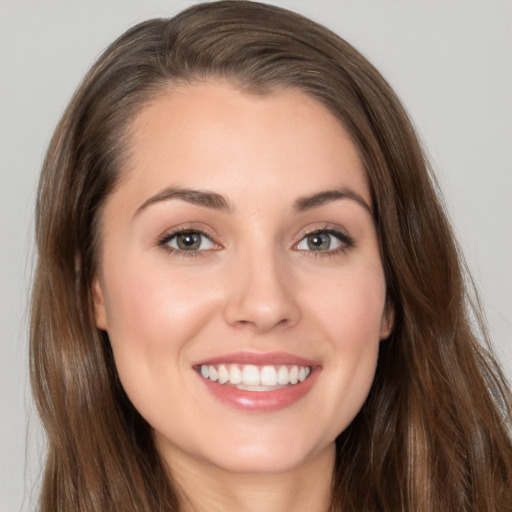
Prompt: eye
<box><xmin>295</xmin><ymin>229</ymin><xmax>352</xmax><ymax>253</ymax></box>
<box><xmin>161</xmin><ymin>230</ymin><xmax>217</xmax><ymax>252</ymax></box>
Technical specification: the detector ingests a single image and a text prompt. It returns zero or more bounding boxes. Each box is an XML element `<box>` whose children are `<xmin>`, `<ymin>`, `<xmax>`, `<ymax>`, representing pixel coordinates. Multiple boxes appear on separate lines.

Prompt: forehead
<box><xmin>117</xmin><ymin>81</ymin><xmax>370</xmax><ymax>210</ymax></box>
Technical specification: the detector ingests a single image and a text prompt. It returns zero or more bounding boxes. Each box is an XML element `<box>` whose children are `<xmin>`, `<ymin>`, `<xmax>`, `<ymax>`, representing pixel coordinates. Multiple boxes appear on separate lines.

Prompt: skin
<box><xmin>93</xmin><ymin>81</ymin><xmax>393</xmax><ymax>512</ymax></box>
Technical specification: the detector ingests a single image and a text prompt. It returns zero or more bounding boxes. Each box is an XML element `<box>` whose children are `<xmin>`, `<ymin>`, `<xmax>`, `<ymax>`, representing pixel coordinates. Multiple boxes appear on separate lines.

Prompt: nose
<box><xmin>223</xmin><ymin>251</ymin><xmax>301</xmax><ymax>333</ymax></box>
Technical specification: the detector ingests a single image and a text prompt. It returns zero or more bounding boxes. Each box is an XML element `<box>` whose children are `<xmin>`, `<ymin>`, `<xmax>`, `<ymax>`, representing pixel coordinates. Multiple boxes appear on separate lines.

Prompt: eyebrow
<box><xmin>293</xmin><ymin>188</ymin><xmax>372</xmax><ymax>216</ymax></box>
<box><xmin>134</xmin><ymin>186</ymin><xmax>233</xmax><ymax>218</ymax></box>
<box><xmin>133</xmin><ymin>185</ymin><xmax>372</xmax><ymax>218</ymax></box>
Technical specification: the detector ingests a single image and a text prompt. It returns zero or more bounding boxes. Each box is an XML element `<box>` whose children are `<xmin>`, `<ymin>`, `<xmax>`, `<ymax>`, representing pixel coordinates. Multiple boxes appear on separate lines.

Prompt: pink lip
<box><xmin>193</xmin><ymin>351</ymin><xmax>321</xmax><ymax>412</ymax></box>
<box><xmin>194</xmin><ymin>351</ymin><xmax>318</xmax><ymax>367</ymax></box>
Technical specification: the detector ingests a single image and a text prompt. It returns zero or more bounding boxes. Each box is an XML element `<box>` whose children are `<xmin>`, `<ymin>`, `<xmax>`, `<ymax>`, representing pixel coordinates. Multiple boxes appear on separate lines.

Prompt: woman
<box><xmin>30</xmin><ymin>1</ymin><xmax>512</xmax><ymax>511</ymax></box>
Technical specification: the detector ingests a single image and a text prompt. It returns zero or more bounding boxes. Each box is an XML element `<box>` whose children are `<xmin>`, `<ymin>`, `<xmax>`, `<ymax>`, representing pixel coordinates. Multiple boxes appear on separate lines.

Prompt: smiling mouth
<box><xmin>196</xmin><ymin>364</ymin><xmax>312</xmax><ymax>391</ymax></box>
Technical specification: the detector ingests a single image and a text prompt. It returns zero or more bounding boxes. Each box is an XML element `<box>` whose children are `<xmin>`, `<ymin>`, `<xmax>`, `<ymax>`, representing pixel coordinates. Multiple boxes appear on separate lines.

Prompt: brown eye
<box><xmin>165</xmin><ymin>231</ymin><xmax>215</xmax><ymax>251</ymax></box>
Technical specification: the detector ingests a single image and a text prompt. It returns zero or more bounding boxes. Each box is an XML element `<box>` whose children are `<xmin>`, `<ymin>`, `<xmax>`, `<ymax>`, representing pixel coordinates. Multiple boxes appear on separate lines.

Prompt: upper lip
<box><xmin>193</xmin><ymin>351</ymin><xmax>319</xmax><ymax>367</ymax></box>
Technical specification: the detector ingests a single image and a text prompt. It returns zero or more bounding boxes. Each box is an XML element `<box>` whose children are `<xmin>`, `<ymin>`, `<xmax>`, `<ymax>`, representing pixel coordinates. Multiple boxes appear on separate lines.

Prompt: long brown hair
<box><xmin>31</xmin><ymin>2</ymin><xmax>512</xmax><ymax>510</ymax></box>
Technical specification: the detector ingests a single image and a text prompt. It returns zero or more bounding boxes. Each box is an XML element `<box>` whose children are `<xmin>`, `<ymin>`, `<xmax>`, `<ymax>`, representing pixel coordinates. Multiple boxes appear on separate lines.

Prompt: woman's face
<box><xmin>93</xmin><ymin>82</ymin><xmax>393</xmax><ymax>476</ymax></box>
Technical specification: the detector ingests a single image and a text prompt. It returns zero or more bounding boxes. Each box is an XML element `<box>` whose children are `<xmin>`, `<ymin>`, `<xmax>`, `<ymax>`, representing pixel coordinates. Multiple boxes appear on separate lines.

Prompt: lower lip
<box><xmin>197</xmin><ymin>368</ymin><xmax>320</xmax><ymax>412</ymax></box>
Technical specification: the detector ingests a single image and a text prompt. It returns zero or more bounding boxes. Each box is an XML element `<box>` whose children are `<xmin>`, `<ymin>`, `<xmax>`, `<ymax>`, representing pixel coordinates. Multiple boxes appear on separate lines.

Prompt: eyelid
<box><xmin>294</xmin><ymin>223</ymin><xmax>351</xmax><ymax>241</ymax></box>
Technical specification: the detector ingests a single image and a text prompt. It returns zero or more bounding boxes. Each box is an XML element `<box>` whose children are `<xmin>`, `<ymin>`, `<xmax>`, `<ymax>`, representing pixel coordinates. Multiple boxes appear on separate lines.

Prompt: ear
<box><xmin>379</xmin><ymin>301</ymin><xmax>394</xmax><ymax>341</ymax></box>
<box><xmin>91</xmin><ymin>276</ymin><xmax>108</xmax><ymax>331</ymax></box>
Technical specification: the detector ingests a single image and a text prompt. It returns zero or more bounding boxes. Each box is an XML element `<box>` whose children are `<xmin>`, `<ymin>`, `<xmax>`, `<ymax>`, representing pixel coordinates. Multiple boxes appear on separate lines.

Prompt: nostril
<box><xmin>222</xmin><ymin>266</ymin><xmax>301</xmax><ymax>332</ymax></box>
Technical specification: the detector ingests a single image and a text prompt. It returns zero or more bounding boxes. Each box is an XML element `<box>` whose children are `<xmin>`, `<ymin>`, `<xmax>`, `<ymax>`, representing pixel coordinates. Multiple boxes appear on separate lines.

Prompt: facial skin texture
<box><xmin>93</xmin><ymin>82</ymin><xmax>393</xmax><ymax>511</ymax></box>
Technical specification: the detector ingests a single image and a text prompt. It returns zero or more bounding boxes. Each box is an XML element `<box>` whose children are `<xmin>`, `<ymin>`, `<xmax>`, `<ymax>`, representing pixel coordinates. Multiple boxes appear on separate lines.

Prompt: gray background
<box><xmin>1</xmin><ymin>1</ymin><xmax>511</xmax><ymax>510</ymax></box>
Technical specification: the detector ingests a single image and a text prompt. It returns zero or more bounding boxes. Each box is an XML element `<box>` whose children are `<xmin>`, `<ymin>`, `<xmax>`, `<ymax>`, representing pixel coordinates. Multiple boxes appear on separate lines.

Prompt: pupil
<box><xmin>177</xmin><ymin>233</ymin><xmax>200</xmax><ymax>250</ymax></box>
<box><xmin>308</xmin><ymin>233</ymin><xmax>330</xmax><ymax>250</ymax></box>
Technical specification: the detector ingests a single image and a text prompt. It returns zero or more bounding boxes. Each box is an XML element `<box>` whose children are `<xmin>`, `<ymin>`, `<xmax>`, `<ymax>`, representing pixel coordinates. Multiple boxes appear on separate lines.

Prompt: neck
<box><xmin>167</xmin><ymin>443</ymin><xmax>336</xmax><ymax>512</ymax></box>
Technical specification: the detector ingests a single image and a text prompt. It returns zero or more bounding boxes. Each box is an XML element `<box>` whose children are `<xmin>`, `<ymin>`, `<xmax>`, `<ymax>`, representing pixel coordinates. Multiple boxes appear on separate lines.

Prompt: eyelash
<box><xmin>296</xmin><ymin>226</ymin><xmax>355</xmax><ymax>258</ymax></box>
<box><xmin>157</xmin><ymin>225</ymin><xmax>355</xmax><ymax>258</ymax></box>
<box><xmin>157</xmin><ymin>226</ymin><xmax>219</xmax><ymax>258</ymax></box>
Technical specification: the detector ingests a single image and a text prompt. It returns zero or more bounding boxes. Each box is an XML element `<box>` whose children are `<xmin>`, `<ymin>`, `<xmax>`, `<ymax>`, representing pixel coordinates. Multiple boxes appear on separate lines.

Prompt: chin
<box><xmin>188</xmin><ymin>423</ymin><xmax>338</xmax><ymax>476</ymax></box>
<box><xmin>208</xmin><ymin>443</ymin><xmax>331</xmax><ymax>475</ymax></box>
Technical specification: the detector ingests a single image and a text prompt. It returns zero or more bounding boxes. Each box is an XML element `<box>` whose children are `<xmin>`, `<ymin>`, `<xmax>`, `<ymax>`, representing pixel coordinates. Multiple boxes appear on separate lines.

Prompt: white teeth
<box><xmin>229</xmin><ymin>364</ymin><xmax>242</xmax><ymax>384</ymax></box>
<box><xmin>218</xmin><ymin>364</ymin><xmax>229</xmax><ymax>384</ymax></box>
<box><xmin>277</xmin><ymin>365</ymin><xmax>289</xmax><ymax>385</ymax></box>
<box><xmin>208</xmin><ymin>365</ymin><xmax>218</xmax><ymax>382</ymax></box>
<box><xmin>289</xmin><ymin>366</ymin><xmax>299</xmax><ymax>385</ymax></box>
<box><xmin>260</xmin><ymin>365</ymin><xmax>277</xmax><ymax>386</ymax></box>
<box><xmin>242</xmin><ymin>365</ymin><xmax>260</xmax><ymax>386</ymax></box>
<box><xmin>299</xmin><ymin>366</ymin><xmax>311</xmax><ymax>382</ymax></box>
<box><xmin>198</xmin><ymin>363</ymin><xmax>312</xmax><ymax>389</ymax></box>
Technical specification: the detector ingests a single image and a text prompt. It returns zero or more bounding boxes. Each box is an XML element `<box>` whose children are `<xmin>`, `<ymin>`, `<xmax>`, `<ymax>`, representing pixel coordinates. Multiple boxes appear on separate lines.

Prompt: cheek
<box><xmin>102</xmin><ymin>258</ymin><xmax>221</xmax><ymax>395</ymax></box>
<box><xmin>309</xmin><ymin>262</ymin><xmax>387</xmax><ymax>343</ymax></box>
<box><xmin>305</xmin><ymin>265</ymin><xmax>385</xmax><ymax>418</ymax></box>
<box><xmin>106</xmin><ymin>259</ymin><xmax>217</xmax><ymax>343</ymax></box>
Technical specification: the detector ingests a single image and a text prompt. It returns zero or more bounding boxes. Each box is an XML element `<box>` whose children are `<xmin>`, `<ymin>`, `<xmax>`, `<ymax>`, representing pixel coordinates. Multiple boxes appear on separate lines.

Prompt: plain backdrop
<box><xmin>1</xmin><ymin>1</ymin><xmax>511</xmax><ymax>510</ymax></box>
